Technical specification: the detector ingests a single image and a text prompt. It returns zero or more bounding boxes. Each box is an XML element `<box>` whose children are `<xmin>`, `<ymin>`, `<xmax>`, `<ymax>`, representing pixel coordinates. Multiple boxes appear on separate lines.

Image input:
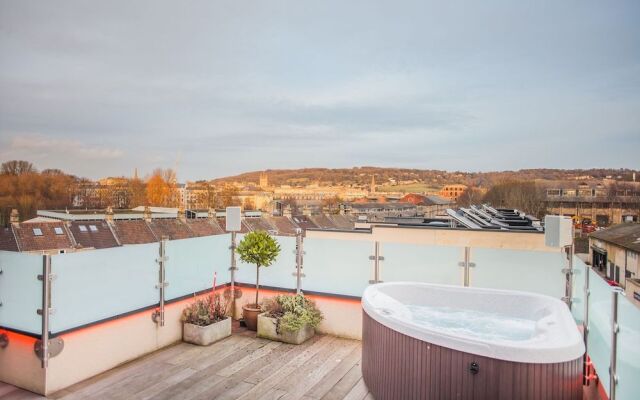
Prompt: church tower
<box><xmin>259</xmin><ymin>172</ymin><xmax>268</xmax><ymax>189</ymax></box>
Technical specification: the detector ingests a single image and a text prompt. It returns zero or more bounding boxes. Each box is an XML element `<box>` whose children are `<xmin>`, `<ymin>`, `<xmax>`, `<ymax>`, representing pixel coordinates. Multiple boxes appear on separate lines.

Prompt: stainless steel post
<box><xmin>368</xmin><ymin>241</ymin><xmax>383</xmax><ymax>284</ymax></box>
<box><xmin>230</xmin><ymin>232</ymin><xmax>237</xmax><ymax>318</ymax></box>
<box><xmin>562</xmin><ymin>245</ymin><xmax>574</xmax><ymax>310</ymax></box>
<box><xmin>464</xmin><ymin>247</ymin><xmax>470</xmax><ymax>287</ymax></box>
<box><xmin>40</xmin><ymin>254</ymin><xmax>51</xmax><ymax>368</ymax></box>
<box><xmin>153</xmin><ymin>238</ymin><xmax>168</xmax><ymax>326</ymax></box>
<box><xmin>583</xmin><ymin>266</ymin><xmax>590</xmax><ymax>385</ymax></box>
<box><xmin>610</xmin><ymin>289</ymin><xmax>620</xmax><ymax>399</ymax></box>
<box><xmin>295</xmin><ymin>228</ymin><xmax>304</xmax><ymax>294</ymax></box>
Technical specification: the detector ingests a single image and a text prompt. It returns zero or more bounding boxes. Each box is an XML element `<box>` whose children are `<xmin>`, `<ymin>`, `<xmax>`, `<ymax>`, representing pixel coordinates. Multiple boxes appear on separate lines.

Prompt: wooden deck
<box><xmin>1</xmin><ymin>326</ymin><xmax>370</xmax><ymax>400</ymax></box>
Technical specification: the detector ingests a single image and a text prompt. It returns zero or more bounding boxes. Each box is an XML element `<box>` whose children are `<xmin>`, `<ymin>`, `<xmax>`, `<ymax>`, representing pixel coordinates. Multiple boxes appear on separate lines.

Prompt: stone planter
<box><xmin>257</xmin><ymin>313</ymin><xmax>315</xmax><ymax>345</ymax></box>
<box><xmin>183</xmin><ymin>317</ymin><xmax>232</xmax><ymax>346</ymax></box>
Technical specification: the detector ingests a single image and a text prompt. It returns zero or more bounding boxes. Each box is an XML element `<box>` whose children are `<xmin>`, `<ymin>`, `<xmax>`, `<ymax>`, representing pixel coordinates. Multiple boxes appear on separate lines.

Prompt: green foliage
<box><xmin>262</xmin><ymin>294</ymin><xmax>323</xmax><ymax>334</ymax></box>
<box><xmin>181</xmin><ymin>293</ymin><xmax>229</xmax><ymax>326</ymax></box>
<box><xmin>236</xmin><ymin>231</ymin><xmax>281</xmax><ymax>268</ymax></box>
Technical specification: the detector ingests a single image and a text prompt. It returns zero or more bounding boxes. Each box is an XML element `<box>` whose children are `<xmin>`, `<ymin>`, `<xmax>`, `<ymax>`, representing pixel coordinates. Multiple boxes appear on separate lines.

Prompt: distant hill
<box><xmin>210</xmin><ymin>167</ymin><xmax>639</xmax><ymax>189</ymax></box>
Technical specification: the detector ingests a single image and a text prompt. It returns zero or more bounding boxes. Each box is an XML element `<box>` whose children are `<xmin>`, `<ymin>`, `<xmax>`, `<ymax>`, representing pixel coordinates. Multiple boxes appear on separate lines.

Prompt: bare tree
<box><xmin>1</xmin><ymin>160</ymin><xmax>36</xmax><ymax>175</ymax></box>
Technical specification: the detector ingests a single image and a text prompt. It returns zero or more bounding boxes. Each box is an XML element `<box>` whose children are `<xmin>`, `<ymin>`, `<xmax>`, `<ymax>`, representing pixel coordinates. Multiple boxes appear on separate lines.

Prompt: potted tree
<box><xmin>258</xmin><ymin>294</ymin><xmax>323</xmax><ymax>344</ymax></box>
<box><xmin>236</xmin><ymin>230</ymin><xmax>281</xmax><ymax>331</ymax></box>
<box><xmin>181</xmin><ymin>292</ymin><xmax>231</xmax><ymax>346</ymax></box>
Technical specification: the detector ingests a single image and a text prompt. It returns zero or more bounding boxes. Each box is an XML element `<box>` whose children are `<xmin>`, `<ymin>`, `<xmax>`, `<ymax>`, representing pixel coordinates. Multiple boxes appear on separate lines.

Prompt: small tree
<box><xmin>236</xmin><ymin>231</ymin><xmax>281</xmax><ymax>306</ymax></box>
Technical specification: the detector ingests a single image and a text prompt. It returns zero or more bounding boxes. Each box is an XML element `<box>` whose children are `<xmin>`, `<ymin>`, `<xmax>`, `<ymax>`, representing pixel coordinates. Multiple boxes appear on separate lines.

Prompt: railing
<box><xmin>0</xmin><ymin>233</ymin><xmax>639</xmax><ymax>398</ymax></box>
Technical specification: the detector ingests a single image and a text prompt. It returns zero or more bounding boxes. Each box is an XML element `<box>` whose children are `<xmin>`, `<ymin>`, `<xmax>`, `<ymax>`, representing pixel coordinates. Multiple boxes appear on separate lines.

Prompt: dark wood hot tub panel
<box><xmin>362</xmin><ymin>311</ymin><xmax>582</xmax><ymax>400</ymax></box>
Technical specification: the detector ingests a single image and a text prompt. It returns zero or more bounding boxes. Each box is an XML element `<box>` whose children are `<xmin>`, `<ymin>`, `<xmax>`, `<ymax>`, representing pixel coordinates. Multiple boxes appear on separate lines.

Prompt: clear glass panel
<box><xmin>165</xmin><ymin>234</ymin><xmax>231</xmax><ymax>301</ymax></box>
<box><xmin>571</xmin><ymin>257</ymin><xmax>587</xmax><ymax>324</ymax></box>
<box><xmin>303</xmin><ymin>238</ymin><xmax>372</xmax><ymax>297</ymax></box>
<box><xmin>587</xmin><ymin>268</ymin><xmax>612</xmax><ymax>396</ymax></box>
<box><xmin>235</xmin><ymin>235</ymin><xmax>297</xmax><ymax>290</ymax></box>
<box><xmin>381</xmin><ymin>243</ymin><xmax>462</xmax><ymax>285</ymax></box>
<box><xmin>472</xmin><ymin>248</ymin><xmax>565</xmax><ymax>298</ymax></box>
<box><xmin>50</xmin><ymin>243</ymin><xmax>159</xmax><ymax>334</ymax></box>
<box><xmin>0</xmin><ymin>251</ymin><xmax>43</xmax><ymax>334</ymax></box>
<box><xmin>616</xmin><ymin>294</ymin><xmax>640</xmax><ymax>400</ymax></box>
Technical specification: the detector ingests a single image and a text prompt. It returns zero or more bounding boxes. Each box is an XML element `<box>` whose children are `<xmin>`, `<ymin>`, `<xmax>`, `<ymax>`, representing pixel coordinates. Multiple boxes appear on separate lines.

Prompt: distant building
<box><xmin>438</xmin><ymin>184</ymin><xmax>467</xmax><ymax>202</ymax></box>
<box><xmin>545</xmin><ymin>181</ymin><xmax>640</xmax><ymax>225</ymax></box>
<box><xmin>590</xmin><ymin>223</ymin><xmax>640</xmax><ymax>307</ymax></box>
<box><xmin>399</xmin><ymin>194</ymin><xmax>452</xmax><ymax>217</ymax></box>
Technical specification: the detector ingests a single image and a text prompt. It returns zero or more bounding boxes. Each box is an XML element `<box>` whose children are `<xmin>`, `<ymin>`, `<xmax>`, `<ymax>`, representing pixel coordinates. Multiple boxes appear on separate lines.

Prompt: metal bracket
<box><xmin>151</xmin><ymin>309</ymin><xmax>161</xmax><ymax>323</ymax></box>
<box><xmin>37</xmin><ymin>273</ymin><xmax>57</xmax><ymax>281</ymax></box>
<box><xmin>228</xmin><ymin>266</ymin><xmax>238</xmax><ymax>271</ymax></box>
<box><xmin>458</xmin><ymin>262</ymin><xmax>476</xmax><ymax>268</ymax></box>
<box><xmin>369</xmin><ymin>255</ymin><xmax>385</xmax><ymax>261</ymax></box>
<box><xmin>368</xmin><ymin>280</ymin><xmax>384</xmax><ymax>284</ymax></box>
<box><xmin>37</xmin><ymin>308</ymin><xmax>56</xmax><ymax>316</ymax></box>
<box><xmin>155</xmin><ymin>282</ymin><xmax>170</xmax><ymax>289</ymax></box>
<box><xmin>561</xmin><ymin>268</ymin><xmax>574</xmax><ymax>275</ymax></box>
<box><xmin>34</xmin><ymin>337</ymin><xmax>64</xmax><ymax>360</ymax></box>
<box><xmin>156</xmin><ymin>256</ymin><xmax>169</xmax><ymax>263</ymax></box>
<box><xmin>0</xmin><ymin>333</ymin><xmax>8</xmax><ymax>348</ymax></box>
<box><xmin>292</xmin><ymin>272</ymin><xmax>306</xmax><ymax>278</ymax></box>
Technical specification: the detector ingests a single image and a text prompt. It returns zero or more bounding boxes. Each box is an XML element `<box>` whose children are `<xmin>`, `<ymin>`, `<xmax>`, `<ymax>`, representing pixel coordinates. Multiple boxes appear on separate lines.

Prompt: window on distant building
<box><xmin>33</xmin><ymin>228</ymin><xmax>43</xmax><ymax>236</ymax></box>
<box><xmin>79</xmin><ymin>225</ymin><xmax>88</xmax><ymax>232</ymax></box>
<box><xmin>89</xmin><ymin>225</ymin><xmax>98</xmax><ymax>232</ymax></box>
<box><xmin>54</xmin><ymin>227</ymin><xmax>64</xmax><ymax>235</ymax></box>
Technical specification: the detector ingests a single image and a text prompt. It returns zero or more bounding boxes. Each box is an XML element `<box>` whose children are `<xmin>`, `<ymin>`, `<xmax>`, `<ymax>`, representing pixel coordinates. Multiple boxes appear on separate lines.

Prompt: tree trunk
<box><xmin>255</xmin><ymin>264</ymin><xmax>260</xmax><ymax>306</ymax></box>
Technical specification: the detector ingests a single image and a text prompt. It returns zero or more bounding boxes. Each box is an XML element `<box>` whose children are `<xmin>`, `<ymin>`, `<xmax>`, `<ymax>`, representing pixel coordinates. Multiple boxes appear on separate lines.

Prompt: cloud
<box><xmin>6</xmin><ymin>135</ymin><xmax>124</xmax><ymax>160</ymax></box>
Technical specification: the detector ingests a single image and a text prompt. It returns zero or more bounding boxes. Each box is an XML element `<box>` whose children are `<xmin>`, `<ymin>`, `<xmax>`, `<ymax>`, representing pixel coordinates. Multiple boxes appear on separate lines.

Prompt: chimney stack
<box><xmin>9</xmin><ymin>208</ymin><xmax>19</xmax><ymax>225</ymax></box>
<box><xmin>143</xmin><ymin>206</ymin><xmax>152</xmax><ymax>222</ymax></box>
<box><xmin>283</xmin><ymin>204</ymin><xmax>292</xmax><ymax>218</ymax></box>
<box><xmin>105</xmin><ymin>206</ymin><xmax>114</xmax><ymax>222</ymax></box>
<box><xmin>208</xmin><ymin>208</ymin><xmax>216</xmax><ymax>220</ymax></box>
<box><xmin>177</xmin><ymin>206</ymin><xmax>186</xmax><ymax>222</ymax></box>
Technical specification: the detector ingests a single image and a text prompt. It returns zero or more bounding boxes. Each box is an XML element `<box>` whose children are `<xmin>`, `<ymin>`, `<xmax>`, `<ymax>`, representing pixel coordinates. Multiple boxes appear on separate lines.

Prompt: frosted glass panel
<box><xmin>303</xmin><ymin>238</ymin><xmax>372</xmax><ymax>297</ymax></box>
<box><xmin>236</xmin><ymin>235</ymin><xmax>297</xmax><ymax>290</ymax></box>
<box><xmin>571</xmin><ymin>257</ymin><xmax>587</xmax><ymax>324</ymax></box>
<box><xmin>0</xmin><ymin>251</ymin><xmax>42</xmax><ymax>334</ymax></box>
<box><xmin>472</xmin><ymin>249</ymin><xmax>565</xmax><ymax>298</ymax></box>
<box><xmin>381</xmin><ymin>243</ymin><xmax>461</xmax><ymax>285</ymax></box>
<box><xmin>617</xmin><ymin>295</ymin><xmax>640</xmax><ymax>400</ymax></box>
<box><xmin>50</xmin><ymin>243</ymin><xmax>159</xmax><ymax>333</ymax></box>
<box><xmin>166</xmin><ymin>234</ymin><xmax>231</xmax><ymax>301</ymax></box>
<box><xmin>587</xmin><ymin>269</ymin><xmax>612</xmax><ymax>396</ymax></box>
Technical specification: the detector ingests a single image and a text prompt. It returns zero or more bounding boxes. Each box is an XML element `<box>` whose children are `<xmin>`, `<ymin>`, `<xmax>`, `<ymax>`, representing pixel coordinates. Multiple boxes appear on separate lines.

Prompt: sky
<box><xmin>1</xmin><ymin>1</ymin><xmax>639</xmax><ymax>181</ymax></box>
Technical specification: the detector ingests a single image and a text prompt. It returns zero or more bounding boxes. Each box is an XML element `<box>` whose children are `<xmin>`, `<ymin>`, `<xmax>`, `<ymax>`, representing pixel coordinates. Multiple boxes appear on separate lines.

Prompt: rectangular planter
<box><xmin>257</xmin><ymin>313</ymin><xmax>315</xmax><ymax>345</ymax></box>
<box><xmin>183</xmin><ymin>317</ymin><xmax>232</xmax><ymax>346</ymax></box>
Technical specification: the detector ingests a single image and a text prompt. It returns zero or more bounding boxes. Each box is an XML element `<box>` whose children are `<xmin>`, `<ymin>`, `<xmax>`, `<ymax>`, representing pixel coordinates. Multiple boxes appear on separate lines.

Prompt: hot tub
<box><xmin>362</xmin><ymin>282</ymin><xmax>585</xmax><ymax>400</ymax></box>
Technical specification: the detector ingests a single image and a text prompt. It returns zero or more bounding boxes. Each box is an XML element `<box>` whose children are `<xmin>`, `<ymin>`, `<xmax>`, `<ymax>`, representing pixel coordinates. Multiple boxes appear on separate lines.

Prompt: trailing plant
<box><xmin>181</xmin><ymin>293</ymin><xmax>229</xmax><ymax>326</ymax></box>
<box><xmin>236</xmin><ymin>231</ymin><xmax>281</xmax><ymax>306</ymax></box>
<box><xmin>262</xmin><ymin>294</ymin><xmax>323</xmax><ymax>334</ymax></box>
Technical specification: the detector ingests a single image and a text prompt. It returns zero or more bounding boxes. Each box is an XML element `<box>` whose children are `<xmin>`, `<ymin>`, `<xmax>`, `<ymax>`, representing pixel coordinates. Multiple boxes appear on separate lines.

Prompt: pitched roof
<box><xmin>186</xmin><ymin>219</ymin><xmax>225</xmax><ymax>237</ymax></box>
<box><xmin>243</xmin><ymin>217</ymin><xmax>276</xmax><ymax>233</ymax></box>
<box><xmin>291</xmin><ymin>215</ymin><xmax>319</xmax><ymax>231</ymax></box>
<box><xmin>326</xmin><ymin>214</ymin><xmax>355</xmax><ymax>230</ymax></box>
<box><xmin>308</xmin><ymin>214</ymin><xmax>338</xmax><ymax>229</ymax></box>
<box><xmin>111</xmin><ymin>220</ymin><xmax>157</xmax><ymax>244</ymax></box>
<box><xmin>590</xmin><ymin>223</ymin><xmax>640</xmax><ymax>253</ymax></box>
<box><xmin>264</xmin><ymin>216</ymin><xmax>300</xmax><ymax>236</ymax></box>
<box><xmin>69</xmin><ymin>221</ymin><xmax>120</xmax><ymax>249</ymax></box>
<box><xmin>0</xmin><ymin>226</ymin><xmax>18</xmax><ymax>252</ymax></box>
<box><xmin>13</xmin><ymin>221</ymin><xmax>74</xmax><ymax>252</ymax></box>
<box><xmin>147</xmin><ymin>219</ymin><xmax>194</xmax><ymax>240</ymax></box>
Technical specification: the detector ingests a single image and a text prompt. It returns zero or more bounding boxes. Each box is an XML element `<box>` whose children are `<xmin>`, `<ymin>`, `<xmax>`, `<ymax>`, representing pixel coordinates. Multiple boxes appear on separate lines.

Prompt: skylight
<box><xmin>79</xmin><ymin>225</ymin><xmax>87</xmax><ymax>232</ymax></box>
<box><xmin>33</xmin><ymin>228</ymin><xmax>43</xmax><ymax>236</ymax></box>
<box><xmin>89</xmin><ymin>225</ymin><xmax>98</xmax><ymax>232</ymax></box>
<box><xmin>54</xmin><ymin>227</ymin><xmax>64</xmax><ymax>235</ymax></box>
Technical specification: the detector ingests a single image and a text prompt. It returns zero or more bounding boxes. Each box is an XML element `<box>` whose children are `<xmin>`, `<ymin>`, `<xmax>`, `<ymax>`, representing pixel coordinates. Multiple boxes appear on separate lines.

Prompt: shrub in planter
<box><xmin>258</xmin><ymin>294</ymin><xmax>323</xmax><ymax>344</ymax></box>
<box><xmin>181</xmin><ymin>293</ymin><xmax>231</xmax><ymax>346</ymax></box>
<box><xmin>235</xmin><ymin>231</ymin><xmax>281</xmax><ymax>331</ymax></box>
